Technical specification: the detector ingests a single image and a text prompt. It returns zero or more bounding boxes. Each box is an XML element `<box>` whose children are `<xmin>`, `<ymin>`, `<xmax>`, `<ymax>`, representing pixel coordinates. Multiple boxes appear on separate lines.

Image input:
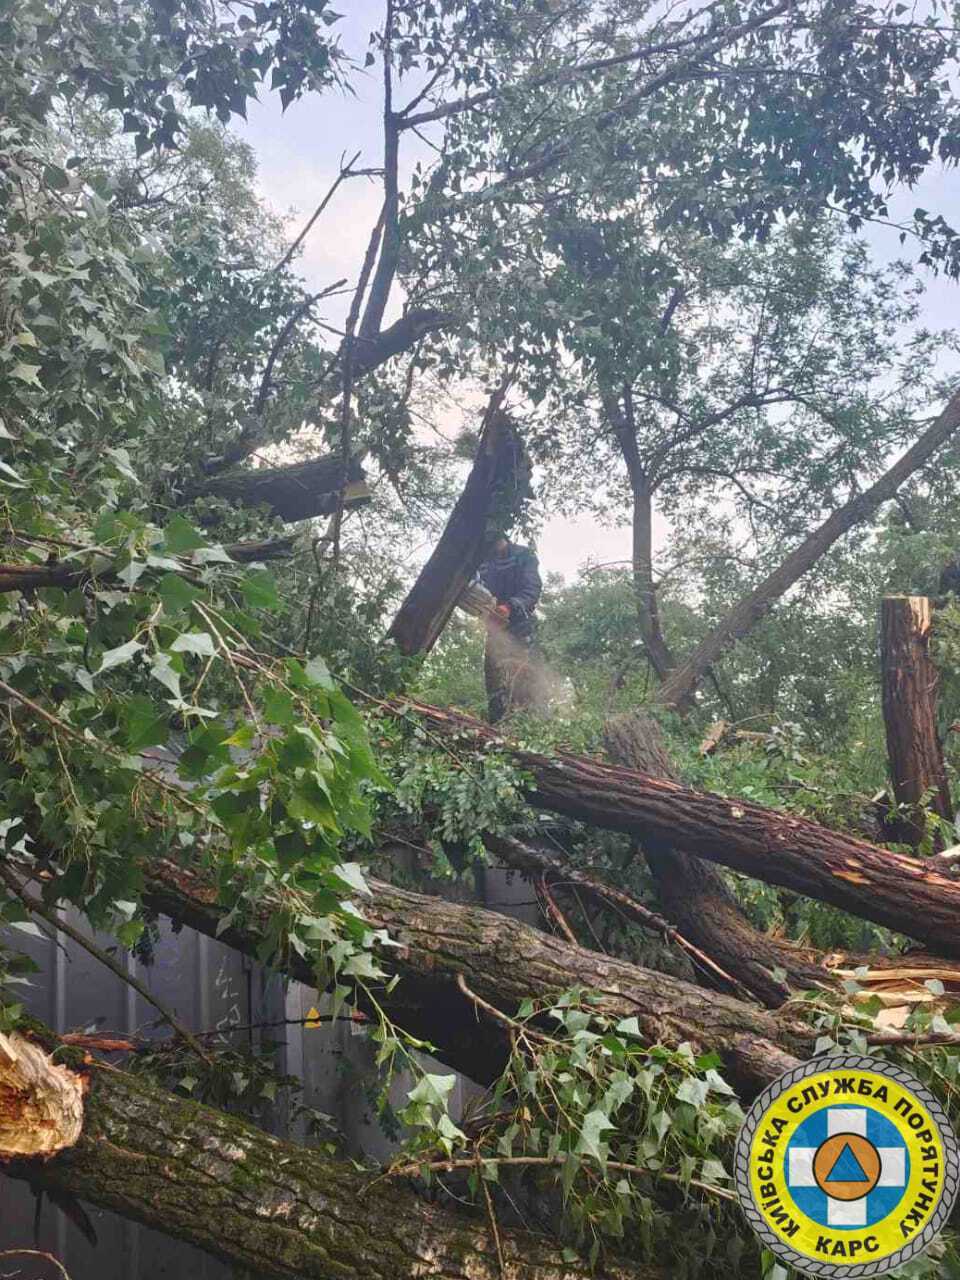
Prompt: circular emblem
<box><xmin>734</xmin><ymin>1055</ymin><xmax>959</xmax><ymax>1277</ymax></box>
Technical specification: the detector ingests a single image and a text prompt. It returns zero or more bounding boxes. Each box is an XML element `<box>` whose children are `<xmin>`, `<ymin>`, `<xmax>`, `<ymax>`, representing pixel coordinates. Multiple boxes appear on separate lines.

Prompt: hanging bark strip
<box><xmin>880</xmin><ymin>595</ymin><xmax>953</xmax><ymax>848</ymax></box>
<box><xmin>0</xmin><ymin>1031</ymin><xmax>661</xmax><ymax>1280</ymax></box>
<box><xmin>655</xmin><ymin>386</ymin><xmax>960</xmax><ymax>711</ymax></box>
<box><xmin>385</xmin><ymin>697</ymin><xmax>960</xmax><ymax>956</ymax></box>
<box><xmin>387</xmin><ymin>398</ymin><xmax>530</xmax><ymax>655</ymax></box>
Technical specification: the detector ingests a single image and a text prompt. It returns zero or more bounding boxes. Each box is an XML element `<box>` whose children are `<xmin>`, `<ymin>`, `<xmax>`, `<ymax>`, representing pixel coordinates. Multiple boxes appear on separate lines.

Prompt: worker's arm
<box><xmin>508</xmin><ymin>551</ymin><xmax>542</xmax><ymax>615</ymax></box>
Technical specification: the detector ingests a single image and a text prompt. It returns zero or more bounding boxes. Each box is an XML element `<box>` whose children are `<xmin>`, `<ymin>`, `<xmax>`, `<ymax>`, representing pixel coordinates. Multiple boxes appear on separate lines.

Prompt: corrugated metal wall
<box><xmin>0</xmin><ymin>868</ymin><xmax>539</xmax><ymax>1278</ymax></box>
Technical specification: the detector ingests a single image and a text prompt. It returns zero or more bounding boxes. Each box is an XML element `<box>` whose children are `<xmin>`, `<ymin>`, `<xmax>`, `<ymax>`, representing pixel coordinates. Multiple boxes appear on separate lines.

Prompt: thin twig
<box><xmin>387</xmin><ymin>1154</ymin><xmax>736</xmax><ymax>1202</ymax></box>
<box><xmin>535</xmin><ymin>873</ymin><xmax>578</xmax><ymax>946</ymax></box>
<box><xmin>330</xmin><ymin>204</ymin><xmax>386</xmax><ymax>570</ymax></box>
<box><xmin>455</xmin><ymin>973</ymin><xmax>555</xmax><ymax>1045</ymax></box>
<box><xmin>478</xmin><ymin>1154</ymin><xmax>507</xmax><ymax>1278</ymax></box>
<box><xmin>866</xmin><ymin>1029</ymin><xmax>960</xmax><ymax>1048</ymax></box>
<box><xmin>273</xmin><ymin>153</ymin><xmax>362</xmax><ymax>274</ymax></box>
<box><xmin>0</xmin><ymin>868</ymin><xmax>213</xmax><ymax>1066</ymax></box>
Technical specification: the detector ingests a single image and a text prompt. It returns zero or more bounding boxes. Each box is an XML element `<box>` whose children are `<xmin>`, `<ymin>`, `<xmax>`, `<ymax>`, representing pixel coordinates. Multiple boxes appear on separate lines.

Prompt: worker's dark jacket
<box><xmin>478</xmin><ymin>544</ymin><xmax>542</xmax><ymax>637</ymax></box>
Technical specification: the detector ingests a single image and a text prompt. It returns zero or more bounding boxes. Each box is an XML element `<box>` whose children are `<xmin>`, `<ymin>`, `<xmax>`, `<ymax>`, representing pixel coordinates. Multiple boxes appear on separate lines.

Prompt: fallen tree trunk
<box><xmin>602</xmin><ymin>712</ymin><xmax>826</xmax><ymax>1006</ymax></box>
<box><xmin>190</xmin><ymin>454</ymin><xmax>370</xmax><ymax>522</ymax></box>
<box><xmin>0</xmin><ymin>1031</ymin><xmax>657</xmax><ymax>1280</ymax></box>
<box><xmin>0</xmin><ymin>536</ymin><xmax>296</xmax><ymax>595</ymax></box>
<box><xmin>655</xmin><ymin>386</ymin><xmax>960</xmax><ymax>710</ymax></box>
<box><xmin>880</xmin><ymin>595</ymin><xmax>952</xmax><ymax>848</ymax></box>
<box><xmin>388</xmin><ymin>407</ymin><xmax>530</xmax><ymax>655</ymax></box>
<box><xmin>391</xmin><ymin>698</ymin><xmax>960</xmax><ymax>956</ymax></box>
<box><xmin>140</xmin><ymin>859</ymin><xmax>807</xmax><ymax>1095</ymax></box>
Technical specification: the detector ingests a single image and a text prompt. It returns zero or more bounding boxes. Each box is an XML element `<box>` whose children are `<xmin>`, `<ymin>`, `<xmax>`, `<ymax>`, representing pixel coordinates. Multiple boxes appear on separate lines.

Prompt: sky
<box><xmin>233</xmin><ymin>0</ymin><xmax>960</xmax><ymax>582</ymax></box>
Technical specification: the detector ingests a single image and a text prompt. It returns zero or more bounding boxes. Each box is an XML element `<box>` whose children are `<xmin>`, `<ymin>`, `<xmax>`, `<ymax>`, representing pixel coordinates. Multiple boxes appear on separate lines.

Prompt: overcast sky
<box><xmin>233</xmin><ymin>0</ymin><xmax>960</xmax><ymax>580</ymax></box>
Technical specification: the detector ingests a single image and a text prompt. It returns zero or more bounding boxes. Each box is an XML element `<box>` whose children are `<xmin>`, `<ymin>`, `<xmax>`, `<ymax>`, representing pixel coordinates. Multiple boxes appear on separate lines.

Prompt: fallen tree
<box><xmin>388</xmin><ymin>405</ymin><xmax>530</xmax><ymax>655</ymax></box>
<box><xmin>139</xmin><ymin>858</ymin><xmax>808</xmax><ymax>1094</ymax></box>
<box><xmin>602</xmin><ymin>711</ymin><xmax>826</xmax><ymax>1006</ymax></box>
<box><xmin>188</xmin><ymin>454</ymin><xmax>370</xmax><ymax>523</ymax></box>
<box><xmin>389</xmin><ymin>697</ymin><xmax>960</xmax><ymax>957</ymax></box>
<box><xmin>0</xmin><ymin>1031</ymin><xmax>659</xmax><ymax>1280</ymax></box>
<box><xmin>0</xmin><ymin>536</ymin><xmax>296</xmax><ymax>595</ymax></box>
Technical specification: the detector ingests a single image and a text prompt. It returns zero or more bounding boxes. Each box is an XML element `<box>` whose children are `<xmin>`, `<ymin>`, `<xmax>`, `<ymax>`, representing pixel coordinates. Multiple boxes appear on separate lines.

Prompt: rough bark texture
<box><xmin>393</xmin><ymin>698</ymin><xmax>960</xmax><ymax>956</ymax></box>
<box><xmin>604</xmin><ymin>398</ymin><xmax>674</xmax><ymax>682</ymax></box>
<box><xmin>352</xmin><ymin>308</ymin><xmax>450</xmax><ymax>377</ymax></box>
<box><xmin>191</xmin><ymin>454</ymin><xmax>369</xmax><ymax>522</ymax></box>
<box><xmin>388</xmin><ymin>411</ymin><xmax>531</xmax><ymax>655</ymax></box>
<box><xmin>5</xmin><ymin>1042</ymin><xmax>659</xmax><ymax>1280</ymax></box>
<box><xmin>140</xmin><ymin>860</ymin><xmax>807</xmax><ymax>1096</ymax></box>
<box><xmin>603</xmin><ymin>712</ymin><xmax>825</xmax><ymax>1006</ymax></box>
<box><xmin>880</xmin><ymin>595</ymin><xmax>952</xmax><ymax>848</ymax></box>
<box><xmin>655</xmin><ymin>386</ymin><xmax>960</xmax><ymax>711</ymax></box>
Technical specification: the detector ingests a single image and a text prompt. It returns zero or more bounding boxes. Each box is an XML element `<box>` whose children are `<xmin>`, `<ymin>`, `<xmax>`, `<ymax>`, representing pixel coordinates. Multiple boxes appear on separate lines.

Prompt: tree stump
<box><xmin>880</xmin><ymin>595</ymin><xmax>953</xmax><ymax>848</ymax></box>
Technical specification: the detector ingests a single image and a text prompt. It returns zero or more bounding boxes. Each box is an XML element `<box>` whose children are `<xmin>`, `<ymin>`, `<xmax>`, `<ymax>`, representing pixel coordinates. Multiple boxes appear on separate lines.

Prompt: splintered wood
<box><xmin>0</xmin><ymin>1032</ymin><xmax>84</xmax><ymax>1157</ymax></box>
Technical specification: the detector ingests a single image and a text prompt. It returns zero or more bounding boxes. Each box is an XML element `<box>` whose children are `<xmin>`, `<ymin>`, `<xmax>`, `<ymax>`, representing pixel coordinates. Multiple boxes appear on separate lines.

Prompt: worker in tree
<box><xmin>477</xmin><ymin>530</ymin><xmax>543</xmax><ymax>724</ymax></box>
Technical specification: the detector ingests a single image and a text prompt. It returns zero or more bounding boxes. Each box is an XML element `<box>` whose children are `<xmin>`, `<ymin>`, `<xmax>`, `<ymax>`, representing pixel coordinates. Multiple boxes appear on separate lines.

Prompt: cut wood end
<box><xmin>0</xmin><ymin>1032</ymin><xmax>84</xmax><ymax>1158</ymax></box>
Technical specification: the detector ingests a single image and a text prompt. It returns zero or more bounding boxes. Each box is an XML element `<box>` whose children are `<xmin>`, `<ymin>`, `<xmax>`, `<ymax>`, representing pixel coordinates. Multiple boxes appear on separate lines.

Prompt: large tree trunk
<box><xmin>392</xmin><ymin>698</ymin><xmax>960</xmax><ymax>956</ymax></box>
<box><xmin>189</xmin><ymin>454</ymin><xmax>369</xmax><ymax>522</ymax></box>
<box><xmin>139</xmin><ymin>860</ymin><xmax>807</xmax><ymax>1096</ymax></box>
<box><xmin>1</xmin><ymin>1032</ymin><xmax>657</xmax><ymax>1280</ymax></box>
<box><xmin>388</xmin><ymin>408</ymin><xmax>530</xmax><ymax>656</ymax></box>
<box><xmin>880</xmin><ymin>595</ymin><xmax>953</xmax><ymax>849</ymax></box>
<box><xmin>604</xmin><ymin>395</ymin><xmax>674</xmax><ymax>682</ymax></box>
<box><xmin>655</xmin><ymin>386</ymin><xmax>960</xmax><ymax>711</ymax></box>
<box><xmin>603</xmin><ymin>712</ymin><xmax>825</xmax><ymax>1006</ymax></box>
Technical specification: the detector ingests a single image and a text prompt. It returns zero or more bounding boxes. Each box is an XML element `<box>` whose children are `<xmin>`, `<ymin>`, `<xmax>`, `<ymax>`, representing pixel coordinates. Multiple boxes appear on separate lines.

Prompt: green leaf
<box><xmin>150</xmin><ymin>652</ymin><xmax>182</xmax><ymax>700</ymax></box>
<box><xmin>241</xmin><ymin>570</ymin><xmax>280</xmax><ymax>611</ymax></box>
<box><xmin>287</xmin><ymin>775</ymin><xmax>340</xmax><ymax>830</ymax></box>
<box><xmin>97</xmin><ymin>639</ymin><xmax>144</xmax><ymax>675</ymax></box>
<box><xmin>407</xmin><ymin>1073</ymin><xmax>457</xmax><ymax>1109</ymax></box>
<box><xmin>163</xmin><ymin>514</ymin><xmax>206</xmax><ymax>554</ymax></box>
<box><xmin>157</xmin><ymin>573</ymin><xmax>200</xmax><ymax>616</ymax></box>
<box><xmin>576</xmin><ymin>1109</ymin><xmax>615</xmax><ymax>1161</ymax></box>
<box><xmin>304</xmin><ymin>655</ymin><xmax>335</xmax><ymax>689</ymax></box>
<box><xmin>263</xmin><ymin>687</ymin><xmax>295</xmax><ymax>727</ymax></box>
<box><xmin>122</xmin><ymin>695</ymin><xmax>169</xmax><ymax>752</ymax></box>
<box><xmin>330</xmin><ymin>862</ymin><xmax>371</xmax><ymax>897</ymax></box>
<box><xmin>170</xmin><ymin>631</ymin><xmax>216</xmax><ymax>657</ymax></box>
<box><xmin>675</xmin><ymin>1077</ymin><xmax>710</xmax><ymax>1108</ymax></box>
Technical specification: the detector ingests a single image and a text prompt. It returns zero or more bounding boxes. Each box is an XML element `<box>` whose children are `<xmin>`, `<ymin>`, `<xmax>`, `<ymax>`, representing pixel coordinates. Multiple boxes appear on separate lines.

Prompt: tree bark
<box><xmin>190</xmin><ymin>454</ymin><xmax>369</xmax><ymax>523</ymax></box>
<box><xmin>0</xmin><ymin>537</ymin><xmax>296</xmax><ymax>595</ymax></box>
<box><xmin>655</xmin><ymin>386</ymin><xmax>960</xmax><ymax>711</ymax></box>
<box><xmin>139</xmin><ymin>860</ymin><xmax>807</xmax><ymax>1096</ymax></box>
<box><xmin>880</xmin><ymin>595</ymin><xmax>953</xmax><ymax>848</ymax></box>
<box><xmin>392</xmin><ymin>697</ymin><xmax>960</xmax><ymax>956</ymax></box>
<box><xmin>604</xmin><ymin>396</ymin><xmax>674</xmax><ymax>682</ymax></box>
<box><xmin>388</xmin><ymin>408</ymin><xmax>530</xmax><ymax>655</ymax></box>
<box><xmin>353</xmin><ymin>308</ymin><xmax>449</xmax><ymax>377</ymax></box>
<box><xmin>602</xmin><ymin>712</ymin><xmax>825</xmax><ymax>1006</ymax></box>
<box><xmin>2</xmin><ymin>1033</ymin><xmax>659</xmax><ymax>1280</ymax></box>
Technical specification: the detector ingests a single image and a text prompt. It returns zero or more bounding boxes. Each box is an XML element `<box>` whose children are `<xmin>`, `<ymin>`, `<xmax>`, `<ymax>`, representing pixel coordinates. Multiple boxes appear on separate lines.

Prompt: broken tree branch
<box><xmin>386</xmin><ymin>696</ymin><xmax>960</xmax><ymax>958</ymax></box>
<box><xmin>387</xmin><ymin>393</ymin><xmax>528</xmax><ymax>655</ymax></box>
<box><xmin>0</xmin><ymin>1030</ymin><xmax>661</xmax><ymax>1280</ymax></box>
<box><xmin>655</xmin><ymin>386</ymin><xmax>960</xmax><ymax>710</ymax></box>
